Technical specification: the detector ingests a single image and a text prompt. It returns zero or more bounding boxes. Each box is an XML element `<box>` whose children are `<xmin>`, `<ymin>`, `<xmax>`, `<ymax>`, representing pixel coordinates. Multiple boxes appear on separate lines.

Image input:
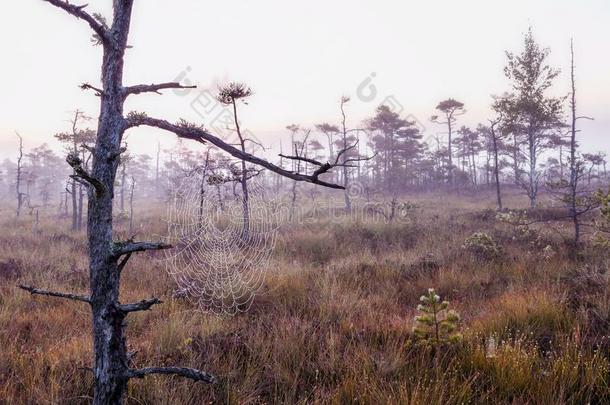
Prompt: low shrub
<box><xmin>462</xmin><ymin>232</ymin><xmax>502</xmax><ymax>261</ymax></box>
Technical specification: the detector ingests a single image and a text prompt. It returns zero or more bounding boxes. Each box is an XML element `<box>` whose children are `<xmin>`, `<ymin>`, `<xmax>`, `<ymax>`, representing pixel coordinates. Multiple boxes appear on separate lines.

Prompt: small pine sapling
<box><xmin>413</xmin><ymin>288</ymin><xmax>462</xmax><ymax>346</ymax></box>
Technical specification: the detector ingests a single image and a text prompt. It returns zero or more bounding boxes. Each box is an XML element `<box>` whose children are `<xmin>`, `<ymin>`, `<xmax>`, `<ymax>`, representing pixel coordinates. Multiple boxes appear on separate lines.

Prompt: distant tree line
<box><xmin>4</xmin><ymin>28</ymin><xmax>608</xmax><ymax>239</ymax></box>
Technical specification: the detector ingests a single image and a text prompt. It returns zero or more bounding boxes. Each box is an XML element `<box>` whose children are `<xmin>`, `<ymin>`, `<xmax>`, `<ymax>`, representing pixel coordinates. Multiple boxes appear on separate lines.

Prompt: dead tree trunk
<box><xmin>25</xmin><ymin>2</ymin><xmax>347</xmax><ymax>404</ymax></box>
<box><xmin>77</xmin><ymin>183</ymin><xmax>84</xmax><ymax>230</ymax></box>
<box><xmin>129</xmin><ymin>176</ymin><xmax>135</xmax><ymax>233</ymax></box>
<box><xmin>71</xmin><ymin>178</ymin><xmax>78</xmax><ymax>228</ymax></box>
<box><xmin>559</xmin><ymin>144</ymin><xmax>564</xmax><ymax>179</ymax></box>
<box><xmin>77</xmin><ymin>149</ymin><xmax>90</xmax><ymax>231</ymax></box>
<box><xmin>15</xmin><ymin>132</ymin><xmax>25</xmax><ymax>218</ymax></box>
<box><xmin>64</xmin><ymin>183</ymin><xmax>70</xmax><ymax>217</ymax></box>
<box><xmin>231</xmin><ymin>95</ymin><xmax>250</xmax><ymax>239</ymax></box>
<box><xmin>489</xmin><ymin>119</ymin><xmax>503</xmax><ymax>211</ymax></box>
<box><xmin>447</xmin><ymin>119</ymin><xmax>453</xmax><ymax>186</ymax></box>
<box><xmin>120</xmin><ymin>160</ymin><xmax>127</xmax><ymax>213</ymax></box>
<box><xmin>289</xmin><ymin>142</ymin><xmax>301</xmax><ymax>222</ymax></box>
<box><xmin>58</xmin><ymin>190</ymin><xmax>64</xmax><ymax>218</ymax></box>
<box><xmin>568</xmin><ymin>39</ymin><xmax>580</xmax><ymax>244</ymax></box>
<box><xmin>565</xmin><ymin>40</ymin><xmax>594</xmax><ymax>245</ymax></box>
<box><xmin>340</xmin><ymin>97</ymin><xmax>351</xmax><ymax>212</ymax></box>
<box><xmin>155</xmin><ymin>140</ymin><xmax>160</xmax><ymax>195</ymax></box>
<box><xmin>198</xmin><ymin>149</ymin><xmax>211</xmax><ymax>225</ymax></box>
<box><xmin>87</xmin><ymin>5</ymin><xmax>135</xmax><ymax>402</ymax></box>
<box><xmin>70</xmin><ymin>112</ymin><xmax>80</xmax><ymax>231</ymax></box>
<box><xmin>24</xmin><ymin>3</ymin><xmax>206</xmax><ymax>403</ymax></box>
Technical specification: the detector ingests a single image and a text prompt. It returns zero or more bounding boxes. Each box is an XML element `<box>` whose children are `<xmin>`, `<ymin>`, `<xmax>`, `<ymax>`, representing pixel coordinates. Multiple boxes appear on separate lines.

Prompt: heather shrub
<box><xmin>462</xmin><ymin>232</ymin><xmax>502</xmax><ymax>261</ymax></box>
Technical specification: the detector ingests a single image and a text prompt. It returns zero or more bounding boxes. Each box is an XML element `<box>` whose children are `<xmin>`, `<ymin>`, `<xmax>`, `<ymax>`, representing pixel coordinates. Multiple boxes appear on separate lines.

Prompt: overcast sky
<box><xmin>1</xmin><ymin>0</ymin><xmax>608</xmax><ymax>160</ymax></box>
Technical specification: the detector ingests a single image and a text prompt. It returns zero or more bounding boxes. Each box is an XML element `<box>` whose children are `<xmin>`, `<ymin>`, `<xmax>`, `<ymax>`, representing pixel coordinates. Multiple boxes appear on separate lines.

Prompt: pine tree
<box><xmin>413</xmin><ymin>288</ymin><xmax>462</xmax><ymax>346</ymax></box>
<box><xmin>496</xmin><ymin>27</ymin><xmax>564</xmax><ymax>208</ymax></box>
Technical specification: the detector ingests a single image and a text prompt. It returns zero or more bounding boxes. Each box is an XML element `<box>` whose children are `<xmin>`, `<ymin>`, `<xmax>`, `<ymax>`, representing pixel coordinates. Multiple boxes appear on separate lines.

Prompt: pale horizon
<box><xmin>1</xmin><ymin>0</ymin><xmax>608</xmax><ymax>160</ymax></box>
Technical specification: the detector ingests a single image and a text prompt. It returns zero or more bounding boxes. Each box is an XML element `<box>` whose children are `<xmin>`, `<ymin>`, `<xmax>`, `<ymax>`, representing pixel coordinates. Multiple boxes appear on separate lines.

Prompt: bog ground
<box><xmin>2</xmin><ymin>192</ymin><xmax>610</xmax><ymax>404</ymax></box>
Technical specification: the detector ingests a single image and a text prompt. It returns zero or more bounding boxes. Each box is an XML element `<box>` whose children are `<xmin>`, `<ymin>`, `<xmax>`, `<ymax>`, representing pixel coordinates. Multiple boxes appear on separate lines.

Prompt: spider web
<box><xmin>163</xmin><ymin>167</ymin><xmax>279</xmax><ymax>315</ymax></box>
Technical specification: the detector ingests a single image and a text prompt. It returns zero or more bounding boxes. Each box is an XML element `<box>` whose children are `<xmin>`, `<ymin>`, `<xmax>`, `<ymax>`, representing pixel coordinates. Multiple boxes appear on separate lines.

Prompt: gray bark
<box><xmin>86</xmin><ymin>2</ymin><xmax>134</xmax><ymax>401</ymax></box>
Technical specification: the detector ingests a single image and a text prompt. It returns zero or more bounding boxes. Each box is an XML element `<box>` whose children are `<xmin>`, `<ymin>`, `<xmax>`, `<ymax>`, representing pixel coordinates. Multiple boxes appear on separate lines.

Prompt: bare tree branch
<box><xmin>70</xmin><ymin>176</ymin><xmax>90</xmax><ymax>189</ymax></box>
<box><xmin>80</xmin><ymin>83</ymin><xmax>104</xmax><ymax>96</ymax></box>
<box><xmin>18</xmin><ymin>284</ymin><xmax>91</xmax><ymax>304</ymax></box>
<box><xmin>123</xmin><ymin>83</ymin><xmax>196</xmax><ymax>97</ymax></box>
<box><xmin>66</xmin><ymin>153</ymin><xmax>106</xmax><ymax>197</ymax></box>
<box><xmin>81</xmin><ymin>143</ymin><xmax>96</xmax><ymax>154</ymax></box>
<box><xmin>120</xmin><ymin>298</ymin><xmax>162</xmax><ymax>313</ymax></box>
<box><xmin>124</xmin><ymin>115</ymin><xmax>345</xmax><ymax>189</ymax></box>
<box><xmin>112</xmin><ymin>241</ymin><xmax>172</xmax><ymax>257</ymax></box>
<box><xmin>43</xmin><ymin>1</ymin><xmax>110</xmax><ymax>44</ymax></box>
<box><xmin>279</xmin><ymin>141</ymin><xmax>370</xmax><ymax>177</ymax></box>
<box><xmin>334</xmin><ymin>141</ymin><xmax>359</xmax><ymax>165</ymax></box>
<box><xmin>244</xmin><ymin>137</ymin><xmax>266</xmax><ymax>151</ymax></box>
<box><xmin>344</xmin><ymin>152</ymin><xmax>378</xmax><ymax>164</ymax></box>
<box><xmin>107</xmin><ymin>146</ymin><xmax>128</xmax><ymax>161</ymax></box>
<box><xmin>310</xmin><ymin>162</ymin><xmax>333</xmax><ymax>178</ymax></box>
<box><xmin>126</xmin><ymin>367</ymin><xmax>217</xmax><ymax>384</ymax></box>
<box><xmin>278</xmin><ymin>154</ymin><xmax>323</xmax><ymax>167</ymax></box>
<box><xmin>117</xmin><ymin>252</ymin><xmax>132</xmax><ymax>273</ymax></box>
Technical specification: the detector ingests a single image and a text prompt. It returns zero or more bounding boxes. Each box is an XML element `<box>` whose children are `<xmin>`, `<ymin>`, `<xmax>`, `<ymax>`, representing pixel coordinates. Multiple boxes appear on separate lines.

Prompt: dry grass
<box><xmin>1</xmin><ymin>192</ymin><xmax>610</xmax><ymax>404</ymax></box>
